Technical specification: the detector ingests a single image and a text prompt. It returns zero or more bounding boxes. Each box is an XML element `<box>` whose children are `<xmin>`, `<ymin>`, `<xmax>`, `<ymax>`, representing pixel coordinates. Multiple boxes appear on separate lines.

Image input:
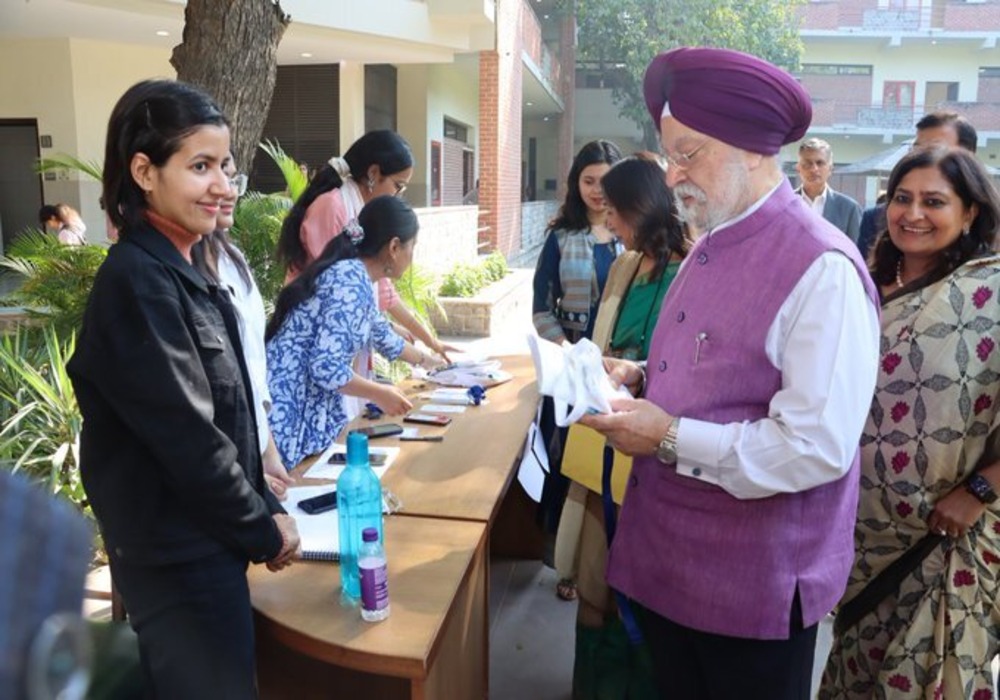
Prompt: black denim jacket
<box><xmin>68</xmin><ymin>223</ymin><xmax>284</xmax><ymax>566</ymax></box>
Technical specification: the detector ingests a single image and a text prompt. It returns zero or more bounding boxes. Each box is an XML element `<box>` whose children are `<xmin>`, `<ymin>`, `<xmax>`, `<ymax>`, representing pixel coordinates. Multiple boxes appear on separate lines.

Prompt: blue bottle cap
<box><xmin>362</xmin><ymin>527</ymin><xmax>379</xmax><ymax>542</ymax></box>
<box><xmin>346</xmin><ymin>431</ymin><xmax>369</xmax><ymax>467</ymax></box>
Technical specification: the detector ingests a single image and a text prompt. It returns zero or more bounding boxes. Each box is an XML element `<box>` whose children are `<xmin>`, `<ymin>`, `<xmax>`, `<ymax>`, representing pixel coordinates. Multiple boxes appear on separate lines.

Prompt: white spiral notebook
<box><xmin>286</xmin><ymin>485</ymin><xmax>340</xmax><ymax>562</ymax></box>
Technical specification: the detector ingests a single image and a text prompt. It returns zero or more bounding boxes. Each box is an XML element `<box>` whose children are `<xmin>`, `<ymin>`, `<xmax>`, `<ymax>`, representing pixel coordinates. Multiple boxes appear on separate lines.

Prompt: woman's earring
<box><xmin>367</xmin><ymin>177</ymin><xmax>375</xmax><ymax>194</ymax></box>
<box><xmin>963</xmin><ymin>226</ymin><xmax>971</xmax><ymax>236</ymax></box>
<box><xmin>383</xmin><ymin>262</ymin><xmax>394</xmax><ymax>275</ymax></box>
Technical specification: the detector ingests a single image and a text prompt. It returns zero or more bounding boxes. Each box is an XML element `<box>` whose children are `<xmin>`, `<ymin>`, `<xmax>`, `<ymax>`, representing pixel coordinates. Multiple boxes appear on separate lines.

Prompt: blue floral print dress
<box><xmin>267</xmin><ymin>259</ymin><xmax>405</xmax><ymax>467</ymax></box>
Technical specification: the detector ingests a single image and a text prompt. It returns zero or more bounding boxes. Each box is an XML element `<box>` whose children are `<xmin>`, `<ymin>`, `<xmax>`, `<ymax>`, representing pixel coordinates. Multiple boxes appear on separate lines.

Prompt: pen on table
<box><xmin>399</xmin><ymin>435</ymin><xmax>444</xmax><ymax>442</ymax></box>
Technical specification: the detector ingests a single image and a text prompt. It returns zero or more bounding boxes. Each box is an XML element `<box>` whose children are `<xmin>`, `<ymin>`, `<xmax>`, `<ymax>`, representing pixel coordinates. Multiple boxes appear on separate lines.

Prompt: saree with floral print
<box><xmin>821</xmin><ymin>257</ymin><xmax>1000</xmax><ymax>700</ymax></box>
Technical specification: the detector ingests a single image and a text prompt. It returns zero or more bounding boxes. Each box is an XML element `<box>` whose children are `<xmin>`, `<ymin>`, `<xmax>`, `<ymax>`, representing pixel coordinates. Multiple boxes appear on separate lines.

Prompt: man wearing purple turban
<box><xmin>581</xmin><ymin>47</ymin><xmax>882</xmax><ymax>699</ymax></box>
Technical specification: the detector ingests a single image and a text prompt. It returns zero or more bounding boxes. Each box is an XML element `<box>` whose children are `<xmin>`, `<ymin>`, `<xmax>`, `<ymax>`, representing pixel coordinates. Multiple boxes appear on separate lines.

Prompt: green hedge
<box><xmin>438</xmin><ymin>251</ymin><xmax>509</xmax><ymax>298</ymax></box>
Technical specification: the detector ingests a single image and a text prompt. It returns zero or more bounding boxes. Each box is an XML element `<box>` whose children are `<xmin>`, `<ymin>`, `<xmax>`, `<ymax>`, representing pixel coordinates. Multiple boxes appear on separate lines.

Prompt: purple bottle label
<box><xmin>359</xmin><ymin>559</ymin><xmax>389</xmax><ymax>611</ymax></box>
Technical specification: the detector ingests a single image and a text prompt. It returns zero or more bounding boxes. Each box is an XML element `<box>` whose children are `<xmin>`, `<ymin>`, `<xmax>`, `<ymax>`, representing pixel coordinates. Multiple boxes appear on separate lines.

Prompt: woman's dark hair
<box><xmin>103</xmin><ymin>79</ymin><xmax>228</xmax><ymax>232</ymax></box>
<box><xmin>549</xmin><ymin>139</ymin><xmax>622</xmax><ymax>232</ymax></box>
<box><xmin>871</xmin><ymin>147</ymin><xmax>1000</xmax><ymax>288</ymax></box>
<box><xmin>601</xmin><ymin>155</ymin><xmax>687</xmax><ymax>281</ymax></box>
<box><xmin>192</xmin><ymin>230</ymin><xmax>252</xmax><ymax>292</ymax></box>
<box><xmin>276</xmin><ymin>130</ymin><xmax>413</xmax><ymax>272</ymax></box>
<box><xmin>266</xmin><ymin>195</ymin><xmax>419</xmax><ymax>340</ymax></box>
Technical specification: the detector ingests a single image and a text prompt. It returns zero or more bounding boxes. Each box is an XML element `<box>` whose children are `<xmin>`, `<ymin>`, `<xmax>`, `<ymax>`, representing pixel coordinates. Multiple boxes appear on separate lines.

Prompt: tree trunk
<box><xmin>171</xmin><ymin>0</ymin><xmax>290</xmax><ymax>174</ymax></box>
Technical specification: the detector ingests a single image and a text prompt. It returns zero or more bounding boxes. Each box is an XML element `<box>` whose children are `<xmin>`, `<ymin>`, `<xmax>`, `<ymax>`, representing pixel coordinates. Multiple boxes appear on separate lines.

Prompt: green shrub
<box><xmin>228</xmin><ymin>192</ymin><xmax>292</xmax><ymax>313</ymax></box>
<box><xmin>0</xmin><ymin>326</ymin><xmax>87</xmax><ymax>517</ymax></box>
<box><xmin>0</xmin><ymin>229</ymin><xmax>107</xmax><ymax>337</ymax></box>
<box><xmin>439</xmin><ymin>263</ymin><xmax>488</xmax><ymax>298</ymax></box>
<box><xmin>483</xmin><ymin>251</ymin><xmax>509</xmax><ymax>283</ymax></box>
<box><xmin>438</xmin><ymin>252</ymin><xmax>509</xmax><ymax>298</ymax></box>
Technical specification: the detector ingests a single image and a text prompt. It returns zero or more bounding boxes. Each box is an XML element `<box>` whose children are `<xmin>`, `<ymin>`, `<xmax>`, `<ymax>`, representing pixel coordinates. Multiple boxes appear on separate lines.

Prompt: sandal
<box><xmin>556</xmin><ymin>578</ymin><xmax>578</xmax><ymax>601</ymax></box>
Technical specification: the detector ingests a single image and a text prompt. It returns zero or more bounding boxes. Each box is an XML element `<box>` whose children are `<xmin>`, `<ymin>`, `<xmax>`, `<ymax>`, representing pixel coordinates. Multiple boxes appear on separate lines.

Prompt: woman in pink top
<box><xmin>277</xmin><ymin>130</ymin><xmax>452</xmax><ymax>359</ymax></box>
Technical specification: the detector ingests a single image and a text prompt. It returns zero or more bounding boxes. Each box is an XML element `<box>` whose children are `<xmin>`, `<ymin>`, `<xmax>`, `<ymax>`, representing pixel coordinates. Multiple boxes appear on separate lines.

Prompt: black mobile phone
<box><xmin>298</xmin><ymin>490</ymin><xmax>338</xmax><ymax>515</ymax></box>
<box><xmin>404</xmin><ymin>413</ymin><xmax>452</xmax><ymax>427</ymax></box>
<box><xmin>352</xmin><ymin>423</ymin><xmax>404</xmax><ymax>439</ymax></box>
<box><xmin>328</xmin><ymin>452</ymin><xmax>387</xmax><ymax>466</ymax></box>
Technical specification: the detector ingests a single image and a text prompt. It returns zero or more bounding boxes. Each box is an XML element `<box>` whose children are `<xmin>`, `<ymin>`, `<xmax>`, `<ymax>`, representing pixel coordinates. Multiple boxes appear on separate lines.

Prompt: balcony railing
<box><xmin>808</xmin><ymin>98</ymin><xmax>1000</xmax><ymax>132</ymax></box>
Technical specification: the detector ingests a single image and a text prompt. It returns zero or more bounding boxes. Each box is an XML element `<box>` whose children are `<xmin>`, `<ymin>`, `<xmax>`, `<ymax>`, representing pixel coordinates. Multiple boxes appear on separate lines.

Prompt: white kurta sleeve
<box><xmin>675</xmin><ymin>252</ymin><xmax>881</xmax><ymax>499</ymax></box>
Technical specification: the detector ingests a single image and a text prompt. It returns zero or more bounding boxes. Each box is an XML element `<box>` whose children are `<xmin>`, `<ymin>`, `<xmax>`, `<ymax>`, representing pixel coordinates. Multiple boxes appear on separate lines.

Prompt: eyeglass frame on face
<box><xmin>392</xmin><ymin>179</ymin><xmax>408</xmax><ymax>196</ymax></box>
<box><xmin>228</xmin><ymin>173</ymin><xmax>248</xmax><ymax>197</ymax></box>
<box><xmin>663</xmin><ymin>140</ymin><xmax>709</xmax><ymax>171</ymax></box>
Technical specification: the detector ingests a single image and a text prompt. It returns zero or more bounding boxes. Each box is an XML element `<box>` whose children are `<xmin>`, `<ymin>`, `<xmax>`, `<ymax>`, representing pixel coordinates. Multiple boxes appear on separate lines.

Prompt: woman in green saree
<box><xmin>821</xmin><ymin>147</ymin><xmax>1000</xmax><ymax>699</ymax></box>
<box><xmin>555</xmin><ymin>154</ymin><xmax>689</xmax><ymax>699</ymax></box>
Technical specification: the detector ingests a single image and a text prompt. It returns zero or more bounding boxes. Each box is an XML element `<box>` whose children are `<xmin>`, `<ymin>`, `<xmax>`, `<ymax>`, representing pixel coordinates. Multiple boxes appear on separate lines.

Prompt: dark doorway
<box><xmin>0</xmin><ymin>120</ymin><xmax>43</xmax><ymax>252</ymax></box>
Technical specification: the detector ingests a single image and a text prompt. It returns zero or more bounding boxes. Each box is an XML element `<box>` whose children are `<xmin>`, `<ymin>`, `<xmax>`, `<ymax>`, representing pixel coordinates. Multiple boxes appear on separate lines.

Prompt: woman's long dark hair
<box><xmin>549</xmin><ymin>139</ymin><xmax>622</xmax><ymax>232</ymax></box>
<box><xmin>601</xmin><ymin>155</ymin><xmax>687</xmax><ymax>281</ymax></box>
<box><xmin>103</xmin><ymin>79</ymin><xmax>228</xmax><ymax>232</ymax></box>
<box><xmin>266</xmin><ymin>195</ymin><xmax>419</xmax><ymax>341</ymax></box>
<box><xmin>871</xmin><ymin>147</ymin><xmax>1000</xmax><ymax>289</ymax></box>
<box><xmin>192</xmin><ymin>230</ymin><xmax>252</xmax><ymax>291</ymax></box>
<box><xmin>276</xmin><ymin>130</ymin><xmax>413</xmax><ymax>272</ymax></box>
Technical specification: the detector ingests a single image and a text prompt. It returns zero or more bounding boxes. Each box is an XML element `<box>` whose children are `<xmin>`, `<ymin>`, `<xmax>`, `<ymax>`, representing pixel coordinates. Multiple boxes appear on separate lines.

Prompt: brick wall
<box><xmin>799</xmin><ymin>74</ymin><xmax>874</xmax><ymax>126</ymax></box>
<box><xmin>934</xmin><ymin>100</ymin><xmax>1000</xmax><ymax>133</ymax></box>
<box><xmin>555</xmin><ymin>12</ymin><xmax>576</xmax><ymax>204</ymax></box>
<box><xmin>796</xmin><ymin>1</ymin><xmax>839</xmax><ymax>29</ymax></box>
<box><xmin>478</xmin><ymin>0</ymin><xmax>525</xmax><ymax>258</ymax></box>
<box><xmin>980</xmin><ymin>76</ymin><xmax>1000</xmax><ymax>104</ymax></box>
<box><xmin>943</xmin><ymin>1</ymin><xmax>1000</xmax><ymax>31</ymax></box>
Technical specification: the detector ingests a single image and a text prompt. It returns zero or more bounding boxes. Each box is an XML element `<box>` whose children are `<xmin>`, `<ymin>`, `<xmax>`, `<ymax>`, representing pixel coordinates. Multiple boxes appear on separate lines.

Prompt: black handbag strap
<box><xmin>833</xmin><ymin>533</ymin><xmax>944</xmax><ymax>635</ymax></box>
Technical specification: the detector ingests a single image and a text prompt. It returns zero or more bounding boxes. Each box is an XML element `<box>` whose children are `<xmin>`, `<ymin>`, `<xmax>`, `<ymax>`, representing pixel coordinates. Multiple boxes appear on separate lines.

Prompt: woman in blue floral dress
<box><xmin>821</xmin><ymin>148</ymin><xmax>1000</xmax><ymax>699</ymax></box>
<box><xmin>265</xmin><ymin>195</ymin><xmax>438</xmax><ymax>468</ymax></box>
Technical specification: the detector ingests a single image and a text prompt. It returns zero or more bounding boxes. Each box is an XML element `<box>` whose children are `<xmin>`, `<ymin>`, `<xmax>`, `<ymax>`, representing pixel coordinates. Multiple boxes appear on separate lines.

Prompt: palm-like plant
<box><xmin>229</xmin><ymin>192</ymin><xmax>292</xmax><ymax>313</ymax></box>
<box><xmin>396</xmin><ymin>264</ymin><xmax>445</xmax><ymax>326</ymax></box>
<box><xmin>0</xmin><ymin>326</ymin><xmax>86</xmax><ymax>513</ymax></box>
<box><xmin>34</xmin><ymin>153</ymin><xmax>103</xmax><ymax>182</ymax></box>
<box><xmin>259</xmin><ymin>140</ymin><xmax>309</xmax><ymax>203</ymax></box>
<box><xmin>0</xmin><ymin>229</ymin><xmax>107</xmax><ymax>336</ymax></box>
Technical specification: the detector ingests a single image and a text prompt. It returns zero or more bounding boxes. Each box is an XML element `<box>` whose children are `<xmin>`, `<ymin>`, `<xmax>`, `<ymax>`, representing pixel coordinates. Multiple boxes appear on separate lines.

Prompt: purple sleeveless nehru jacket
<box><xmin>606</xmin><ymin>179</ymin><xmax>878</xmax><ymax>640</ymax></box>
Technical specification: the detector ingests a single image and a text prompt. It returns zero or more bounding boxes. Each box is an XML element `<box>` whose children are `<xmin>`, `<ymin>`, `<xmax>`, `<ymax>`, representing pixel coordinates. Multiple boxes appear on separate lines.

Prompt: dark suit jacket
<box><xmin>797</xmin><ymin>186</ymin><xmax>863</xmax><ymax>243</ymax></box>
<box><xmin>857</xmin><ymin>203</ymin><xmax>886</xmax><ymax>260</ymax></box>
<box><xmin>68</xmin><ymin>222</ymin><xmax>284</xmax><ymax>567</ymax></box>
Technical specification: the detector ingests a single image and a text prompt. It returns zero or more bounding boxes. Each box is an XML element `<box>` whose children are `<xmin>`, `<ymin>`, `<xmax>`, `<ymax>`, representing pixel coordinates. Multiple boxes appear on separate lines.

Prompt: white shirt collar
<box><xmin>708</xmin><ymin>178</ymin><xmax>784</xmax><ymax>236</ymax></box>
<box><xmin>800</xmin><ymin>184</ymin><xmax>828</xmax><ymax>214</ymax></box>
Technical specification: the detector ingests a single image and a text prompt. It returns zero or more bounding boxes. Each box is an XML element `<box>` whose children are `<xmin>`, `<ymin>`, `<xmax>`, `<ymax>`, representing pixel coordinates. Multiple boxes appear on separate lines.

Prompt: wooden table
<box><xmin>293</xmin><ymin>354</ymin><xmax>539</xmax><ymax>525</ymax></box>
<box><xmin>251</xmin><ymin>354</ymin><xmax>540</xmax><ymax>699</ymax></box>
<box><xmin>380</xmin><ymin>354</ymin><xmax>539</xmax><ymax>523</ymax></box>
<box><xmin>251</xmin><ymin>516</ymin><xmax>488</xmax><ymax>699</ymax></box>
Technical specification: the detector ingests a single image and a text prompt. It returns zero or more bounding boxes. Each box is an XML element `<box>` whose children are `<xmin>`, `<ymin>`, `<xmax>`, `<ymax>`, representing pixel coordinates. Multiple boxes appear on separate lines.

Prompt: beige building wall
<box><xmin>0</xmin><ymin>37</ymin><xmax>171</xmax><ymax>238</ymax></box>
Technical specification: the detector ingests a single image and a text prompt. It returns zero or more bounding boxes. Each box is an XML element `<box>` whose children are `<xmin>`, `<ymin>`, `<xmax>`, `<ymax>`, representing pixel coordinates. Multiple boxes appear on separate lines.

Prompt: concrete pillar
<box><xmin>339</xmin><ymin>61</ymin><xmax>366</xmax><ymax>149</ymax></box>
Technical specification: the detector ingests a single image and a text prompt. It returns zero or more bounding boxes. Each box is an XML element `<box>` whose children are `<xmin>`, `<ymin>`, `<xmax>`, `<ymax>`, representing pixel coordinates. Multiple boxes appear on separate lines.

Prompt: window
<box><xmin>925</xmin><ymin>82</ymin><xmax>959</xmax><ymax>105</ymax></box>
<box><xmin>444</xmin><ymin>119</ymin><xmax>468</xmax><ymax>144</ymax></box>
<box><xmin>884</xmin><ymin>81</ymin><xmax>916</xmax><ymax>108</ymax></box>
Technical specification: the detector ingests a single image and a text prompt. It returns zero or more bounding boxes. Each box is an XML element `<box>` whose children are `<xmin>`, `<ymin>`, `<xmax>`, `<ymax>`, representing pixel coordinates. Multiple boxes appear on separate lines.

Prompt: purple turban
<box><xmin>643</xmin><ymin>47</ymin><xmax>812</xmax><ymax>155</ymax></box>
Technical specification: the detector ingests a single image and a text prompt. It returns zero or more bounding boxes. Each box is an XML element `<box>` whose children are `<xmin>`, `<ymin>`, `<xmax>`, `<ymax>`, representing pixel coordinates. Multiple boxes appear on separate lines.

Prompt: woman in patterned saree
<box><xmin>821</xmin><ymin>147</ymin><xmax>1000</xmax><ymax>699</ymax></box>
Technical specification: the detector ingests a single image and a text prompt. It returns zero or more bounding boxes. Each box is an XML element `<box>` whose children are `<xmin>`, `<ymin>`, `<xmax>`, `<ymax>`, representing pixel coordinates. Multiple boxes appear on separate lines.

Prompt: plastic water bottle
<box><xmin>359</xmin><ymin>527</ymin><xmax>390</xmax><ymax>621</ymax></box>
<box><xmin>337</xmin><ymin>432</ymin><xmax>384</xmax><ymax>602</ymax></box>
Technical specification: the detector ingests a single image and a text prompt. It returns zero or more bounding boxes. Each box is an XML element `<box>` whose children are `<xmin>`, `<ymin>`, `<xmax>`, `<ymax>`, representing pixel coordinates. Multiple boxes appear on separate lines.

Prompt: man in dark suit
<box><xmin>795</xmin><ymin>137</ymin><xmax>862</xmax><ymax>243</ymax></box>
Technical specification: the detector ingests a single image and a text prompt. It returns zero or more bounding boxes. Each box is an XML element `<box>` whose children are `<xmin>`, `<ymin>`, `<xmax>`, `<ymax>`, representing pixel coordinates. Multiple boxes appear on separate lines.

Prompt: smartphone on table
<box><xmin>352</xmin><ymin>423</ymin><xmax>404</xmax><ymax>439</ymax></box>
<box><xmin>298</xmin><ymin>490</ymin><xmax>338</xmax><ymax>515</ymax></box>
<box><xmin>328</xmin><ymin>452</ymin><xmax>388</xmax><ymax>466</ymax></box>
<box><xmin>404</xmin><ymin>413</ymin><xmax>452</xmax><ymax>427</ymax></box>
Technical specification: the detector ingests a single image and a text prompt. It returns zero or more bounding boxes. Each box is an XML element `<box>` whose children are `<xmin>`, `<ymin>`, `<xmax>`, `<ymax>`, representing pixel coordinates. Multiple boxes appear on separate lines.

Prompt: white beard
<box><xmin>673</xmin><ymin>157</ymin><xmax>753</xmax><ymax>232</ymax></box>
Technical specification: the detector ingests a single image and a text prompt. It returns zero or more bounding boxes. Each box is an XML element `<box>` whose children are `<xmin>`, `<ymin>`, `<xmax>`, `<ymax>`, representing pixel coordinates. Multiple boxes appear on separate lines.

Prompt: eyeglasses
<box><xmin>663</xmin><ymin>141</ymin><xmax>708</xmax><ymax>171</ymax></box>
<box><xmin>393</xmin><ymin>180</ymin><xmax>408</xmax><ymax>196</ymax></box>
<box><xmin>228</xmin><ymin>173</ymin><xmax>248</xmax><ymax>197</ymax></box>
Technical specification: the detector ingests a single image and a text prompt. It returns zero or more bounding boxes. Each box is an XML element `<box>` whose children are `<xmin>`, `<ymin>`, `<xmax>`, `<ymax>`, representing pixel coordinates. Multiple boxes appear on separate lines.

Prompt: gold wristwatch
<box><xmin>655</xmin><ymin>417</ymin><xmax>680</xmax><ymax>465</ymax></box>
